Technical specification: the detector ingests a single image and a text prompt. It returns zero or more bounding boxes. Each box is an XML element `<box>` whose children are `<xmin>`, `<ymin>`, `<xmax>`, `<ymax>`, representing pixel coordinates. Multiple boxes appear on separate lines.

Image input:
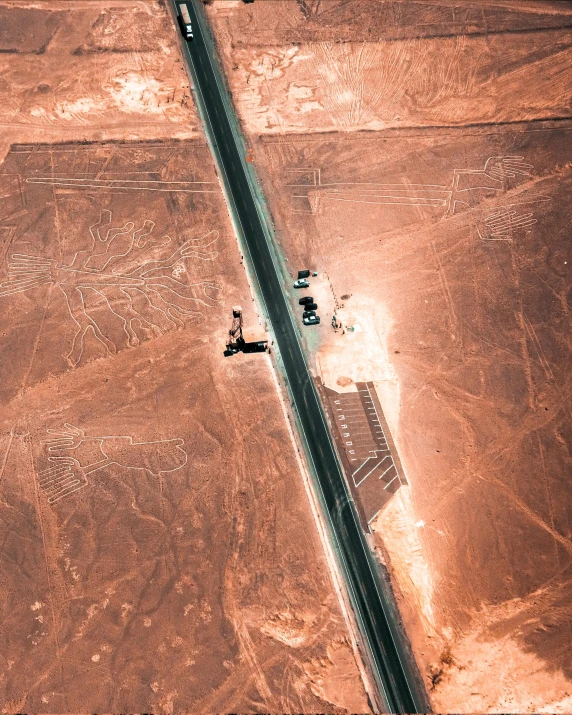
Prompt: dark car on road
<box><xmin>299</xmin><ymin>296</ymin><xmax>314</xmax><ymax>305</ymax></box>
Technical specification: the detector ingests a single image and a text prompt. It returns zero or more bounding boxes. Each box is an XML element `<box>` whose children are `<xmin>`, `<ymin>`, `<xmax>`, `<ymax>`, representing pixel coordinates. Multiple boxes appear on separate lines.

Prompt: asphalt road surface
<box><xmin>172</xmin><ymin>2</ymin><xmax>429</xmax><ymax>711</ymax></box>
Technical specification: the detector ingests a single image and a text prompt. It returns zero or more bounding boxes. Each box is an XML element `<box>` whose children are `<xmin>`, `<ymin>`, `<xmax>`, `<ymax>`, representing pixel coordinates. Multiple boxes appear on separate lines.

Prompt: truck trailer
<box><xmin>177</xmin><ymin>3</ymin><xmax>193</xmax><ymax>40</ymax></box>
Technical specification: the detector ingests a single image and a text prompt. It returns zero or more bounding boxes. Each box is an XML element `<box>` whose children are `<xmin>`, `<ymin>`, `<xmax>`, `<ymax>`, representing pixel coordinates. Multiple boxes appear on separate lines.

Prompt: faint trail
<box><xmin>0</xmin><ymin>225</ymin><xmax>18</xmax><ymax>271</ymax></box>
<box><xmin>538</xmin><ymin>433</ymin><xmax>561</xmax><ymax>571</ymax></box>
<box><xmin>510</xmin><ymin>244</ymin><xmax>536</xmax><ymax>409</ymax></box>
<box><xmin>227</xmin><ymin>496</ymin><xmax>274</xmax><ymax>703</ymax></box>
<box><xmin>94</xmin><ymin>147</ymin><xmax>115</xmax><ymax>181</ymax></box>
<box><xmin>235</xmin><ymin>618</ymin><xmax>274</xmax><ymax>704</ymax></box>
<box><xmin>19</xmin><ymin>283</ymin><xmax>54</xmax><ymax>395</ymax></box>
<box><xmin>155</xmin><ymin>390</ymin><xmax>166</xmax><ymax>522</ymax></box>
<box><xmin>516</xmin><ymin>304</ymin><xmax>536</xmax><ymax>410</ymax></box>
<box><xmin>432</xmin><ymin>241</ymin><xmax>458</xmax><ymax>337</ymax></box>
<box><xmin>0</xmin><ymin>428</ymin><xmax>15</xmax><ymax>488</ymax></box>
<box><xmin>523</xmin><ymin>313</ymin><xmax>554</xmax><ymax>382</ymax></box>
<box><xmin>280</xmin><ymin>656</ymin><xmax>304</xmax><ymax>712</ymax></box>
<box><xmin>218</xmin><ymin>384</ymin><xmax>275</xmax><ymax>709</ymax></box>
<box><xmin>516</xmin><ymin>251</ymin><xmax>565</xmax><ymax>311</ymax></box>
<box><xmin>433</xmin><ymin>442</ymin><xmax>572</xmax><ymax>565</ymax></box>
<box><xmin>52</xmin><ymin>148</ymin><xmax>62</xmax><ymax>265</ymax></box>
<box><xmin>483</xmin><ymin>472</ymin><xmax>572</xmax><ymax>558</ymax></box>
<box><xmin>27</xmin><ymin>432</ymin><xmax>64</xmax><ymax>684</ymax></box>
<box><xmin>16</xmin><ymin>151</ymin><xmax>60</xmax><ymax>392</ymax></box>
<box><xmin>463</xmin><ymin>322</ymin><xmax>525</xmax><ymax>363</ymax></box>
<box><xmin>430</xmin><ymin>35</ymin><xmax>475</xmax><ymax>113</ymax></box>
<box><xmin>195</xmin><ymin>653</ymin><xmax>282</xmax><ymax>712</ymax></box>
<box><xmin>432</xmin><ymin>372</ymin><xmax>572</xmax><ymax>520</ymax></box>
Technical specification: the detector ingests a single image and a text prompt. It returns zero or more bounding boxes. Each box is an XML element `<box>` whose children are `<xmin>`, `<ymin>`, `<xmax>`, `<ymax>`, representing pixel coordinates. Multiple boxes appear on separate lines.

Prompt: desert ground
<box><xmin>0</xmin><ymin>0</ymin><xmax>200</xmax><ymax>161</ymax></box>
<box><xmin>207</xmin><ymin>0</ymin><xmax>572</xmax><ymax>710</ymax></box>
<box><xmin>0</xmin><ymin>1</ymin><xmax>370</xmax><ymax>711</ymax></box>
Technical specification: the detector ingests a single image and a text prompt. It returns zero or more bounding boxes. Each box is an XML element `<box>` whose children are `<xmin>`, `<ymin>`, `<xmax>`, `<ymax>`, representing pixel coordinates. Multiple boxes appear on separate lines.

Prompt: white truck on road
<box><xmin>177</xmin><ymin>2</ymin><xmax>193</xmax><ymax>40</ymax></box>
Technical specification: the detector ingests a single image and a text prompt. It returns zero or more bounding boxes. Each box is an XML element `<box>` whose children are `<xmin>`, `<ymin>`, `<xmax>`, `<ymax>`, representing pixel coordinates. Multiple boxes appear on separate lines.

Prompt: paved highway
<box><xmin>172</xmin><ymin>2</ymin><xmax>430</xmax><ymax>711</ymax></box>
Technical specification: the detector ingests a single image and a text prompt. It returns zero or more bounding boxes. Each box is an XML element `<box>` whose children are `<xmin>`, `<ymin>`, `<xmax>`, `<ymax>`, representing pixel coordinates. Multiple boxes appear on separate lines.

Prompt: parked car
<box><xmin>305</xmin><ymin>302</ymin><xmax>318</xmax><ymax>311</ymax></box>
<box><xmin>293</xmin><ymin>278</ymin><xmax>310</xmax><ymax>289</ymax></box>
<box><xmin>299</xmin><ymin>296</ymin><xmax>314</xmax><ymax>305</ymax></box>
<box><xmin>303</xmin><ymin>310</ymin><xmax>316</xmax><ymax>319</ymax></box>
<box><xmin>303</xmin><ymin>315</ymin><xmax>321</xmax><ymax>326</ymax></box>
<box><xmin>297</xmin><ymin>269</ymin><xmax>311</xmax><ymax>279</ymax></box>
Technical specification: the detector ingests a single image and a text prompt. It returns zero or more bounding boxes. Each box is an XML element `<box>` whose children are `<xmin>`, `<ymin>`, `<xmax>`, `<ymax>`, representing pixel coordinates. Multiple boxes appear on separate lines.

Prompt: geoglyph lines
<box><xmin>38</xmin><ymin>458</ymin><xmax>88</xmax><ymax>504</ymax></box>
<box><xmin>286</xmin><ymin>156</ymin><xmax>538</xmax><ymax>212</ymax></box>
<box><xmin>468</xmin><ymin>156</ymin><xmax>534</xmax><ymax>183</ymax></box>
<box><xmin>285</xmin><ymin>156</ymin><xmax>550</xmax><ymax>241</ymax></box>
<box><xmin>311</xmin><ymin>40</ymin><xmax>429</xmax><ymax>128</ymax></box>
<box><xmin>25</xmin><ymin>177</ymin><xmax>219</xmax><ymax>193</ymax></box>
<box><xmin>37</xmin><ymin>423</ymin><xmax>189</xmax><ymax>504</ymax></box>
<box><xmin>0</xmin><ymin>254</ymin><xmax>53</xmax><ymax>296</ymax></box>
<box><xmin>0</xmin><ymin>174</ymin><xmax>26</xmax><ymax>218</ymax></box>
<box><xmin>318</xmin><ymin>186</ymin><xmax>451</xmax><ymax>208</ymax></box>
<box><xmin>477</xmin><ymin>206</ymin><xmax>538</xmax><ymax>241</ymax></box>
<box><xmin>449</xmin><ymin>156</ymin><xmax>536</xmax><ymax>214</ymax></box>
<box><xmin>0</xmin><ymin>210</ymin><xmax>222</xmax><ymax>366</ymax></box>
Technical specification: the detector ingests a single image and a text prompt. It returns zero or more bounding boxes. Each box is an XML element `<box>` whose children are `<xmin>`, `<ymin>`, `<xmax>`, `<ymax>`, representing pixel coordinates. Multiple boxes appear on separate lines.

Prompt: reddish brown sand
<box><xmin>0</xmin><ymin>141</ymin><xmax>369</xmax><ymax>715</ymax></box>
<box><xmin>0</xmin><ymin>0</ymin><xmax>200</xmax><ymax>162</ymax></box>
<box><xmin>0</xmin><ymin>1</ymin><xmax>370</xmax><ymax>711</ymax></box>
<box><xmin>207</xmin><ymin>0</ymin><xmax>572</xmax><ymax>710</ymax></box>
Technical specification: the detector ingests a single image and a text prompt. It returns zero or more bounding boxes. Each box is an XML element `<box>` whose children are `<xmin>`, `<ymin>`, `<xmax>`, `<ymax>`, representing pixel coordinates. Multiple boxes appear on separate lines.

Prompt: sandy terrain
<box><xmin>0</xmin><ymin>2</ymin><xmax>371</xmax><ymax>711</ymax></box>
<box><xmin>207</xmin><ymin>0</ymin><xmax>572</xmax><ymax>710</ymax></box>
<box><xmin>0</xmin><ymin>138</ymin><xmax>369</xmax><ymax>713</ymax></box>
<box><xmin>209</xmin><ymin>0</ymin><xmax>572</xmax><ymax>134</ymax></box>
<box><xmin>0</xmin><ymin>0</ymin><xmax>199</xmax><ymax>162</ymax></box>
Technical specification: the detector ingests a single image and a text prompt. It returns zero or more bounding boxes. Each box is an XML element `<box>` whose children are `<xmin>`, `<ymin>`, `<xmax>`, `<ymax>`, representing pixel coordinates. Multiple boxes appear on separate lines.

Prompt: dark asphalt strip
<box><xmin>175</xmin><ymin>3</ymin><xmax>430</xmax><ymax>711</ymax></box>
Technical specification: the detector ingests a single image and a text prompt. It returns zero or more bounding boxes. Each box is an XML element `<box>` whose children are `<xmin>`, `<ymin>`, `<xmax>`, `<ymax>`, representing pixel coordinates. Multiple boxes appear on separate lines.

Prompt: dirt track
<box><xmin>207</xmin><ymin>0</ymin><xmax>572</xmax><ymax>710</ymax></box>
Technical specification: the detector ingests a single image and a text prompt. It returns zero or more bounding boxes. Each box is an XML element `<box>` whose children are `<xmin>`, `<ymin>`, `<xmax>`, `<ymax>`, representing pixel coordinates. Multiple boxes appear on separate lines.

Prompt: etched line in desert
<box><xmin>37</xmin><ymin>423</ymin><xmax>189</xmax><ymax>503</ymax></box>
